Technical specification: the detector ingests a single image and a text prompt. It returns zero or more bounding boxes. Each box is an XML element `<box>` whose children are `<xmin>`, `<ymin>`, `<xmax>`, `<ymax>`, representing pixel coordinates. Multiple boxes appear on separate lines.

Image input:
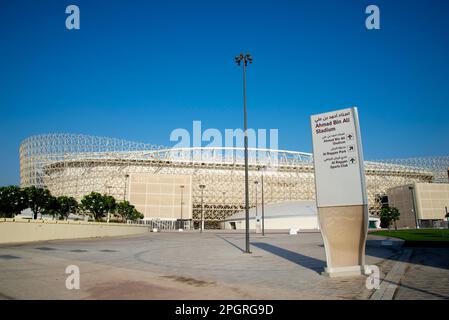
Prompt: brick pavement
<box><xmin>0</xmin><ymin>232</ymin><xmax>407</xmax><ymax>299</ymax></box>
<box><xmin>394</xmin><ymin>247</ymin><xmax>449</xmax><ymax>300</ymax></box>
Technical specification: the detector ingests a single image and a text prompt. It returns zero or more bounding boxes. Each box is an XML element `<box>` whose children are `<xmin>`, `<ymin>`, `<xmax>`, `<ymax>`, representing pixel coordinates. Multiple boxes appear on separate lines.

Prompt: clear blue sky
<box><xmin>1</xmin><ymin>0</ymin><xmax>448</xmax><ymax>186</ymax></box>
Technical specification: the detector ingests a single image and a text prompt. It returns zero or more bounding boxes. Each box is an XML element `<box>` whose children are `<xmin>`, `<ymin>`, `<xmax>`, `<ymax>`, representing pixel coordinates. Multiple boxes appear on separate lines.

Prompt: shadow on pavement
<box><xmin>366</xmin><ymin>239</ymin><xmax>449</xmax><ymax>271</ymax></box>
<box><xmin>252</xmin><ymin>242</ymin><xmax>325</xmax><ymax>273</ymax></box>
<box><xmin>215</xmin><ymin>234</ymin><xmax>246</xmax><ymax>253</ymax></box>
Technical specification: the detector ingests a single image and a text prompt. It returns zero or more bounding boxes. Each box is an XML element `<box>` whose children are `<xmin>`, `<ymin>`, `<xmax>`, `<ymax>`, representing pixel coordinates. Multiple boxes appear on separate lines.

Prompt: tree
<box><xmin>23</xmin><ymin>186</ymin><xmax>54</xmax><ymax>220</ymax></box>
<box><xmin>42</xmin><ymin>195</ymin><xmax>60</xmax><ymax>220</ymax></box>
<box><xmin>0</xmin><ymin>185</ymin><xmax>28</xmax><ymax>218</ymax></box>
<box><xmin>57</xmin><ymin>196</ymin><xmax>78</xmax><ymax>220</ymax></box>
<box><xmin>379</xmin><ymin>207</ymin><xmax>400</xmax><ymax>230</ymax></box>
<box><xmin>80</xmin><ymin>192</ymin><xmax>116</xmax><ymax>222</ymax></box>
<box><xmin>41</xmin><ymin>196</ymin><xmax>78</xmax><ymax>220</ymax></box>
<box><xmin>115</xmin><ymin>201</ymin><xmax>143</xmax><ymax>222</ymax></box>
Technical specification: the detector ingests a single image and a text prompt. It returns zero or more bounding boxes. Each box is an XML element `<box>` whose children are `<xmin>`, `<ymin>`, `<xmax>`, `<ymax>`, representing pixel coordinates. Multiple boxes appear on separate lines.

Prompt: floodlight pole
<box><xmin>106</xmin><ymin>185</ymin><xmax>112</xmax><ymax>223</ymax></box>
<box><xmin>409</xmin><ymin>186</ymin><xmax>419</xmax><ymax>229</ymax></box>
<box><xmin>180</xmin><ymin>185</ymin><xmax>185</xmax><ymax>230</ymax></box>
<box><xmin>199</xmin><ymin>185</ymin><xmax>206</xmax><ymax>232</ymax></box>
<box><xmin>124</xmin><ymin>174</ymin><xmax>129</xmax><ymax>201</ymax></box>
<box><xmin>254</xmin><ymin>180</ymin><xmax>259</xmax><ymax>218</ymax></box>
<box><xmin>235</xmin><ymin>52</ymin><xmax>252</xmax><ymax>254</ymax></box>
<box><xmin>259</xmin><ymin>166</ymin><xmax>265</xmax><ymax>236</ymax></box>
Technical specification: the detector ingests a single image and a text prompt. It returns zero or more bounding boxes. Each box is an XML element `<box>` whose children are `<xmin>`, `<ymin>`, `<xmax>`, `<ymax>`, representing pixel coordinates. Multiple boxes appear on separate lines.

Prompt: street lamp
<box><xmin>254</xmin><ymin>180</ymin><xmax>262</xmax><ymax>234</ymax></box>
<box><xmin>123</xmin><ymin>174</ymin><xmax>129</xmax><ymax>201</ymax></box>
<box><xmin>254</xmin><ymin>181</ymin><xmax>259</xmax><ymax>217</ymax></box>
<box><xmin>106</xmin><ymin>185</ymin><xmax>112</xmax><ymax>223</ymax></box>
<box><xmin>444</xmin><ymin>207</ymin><xmax>449</xmax><ymax>229</ymax></box>
<box><xmin>222</xmin><ymin>191</ymin><xmax>226</xmax><ymax>221</ymax></box>
<box><xmin>180</xmin><ymin>185</ymin><xmax>185</xmax><ymax>230</ymax></box>
<box><xmin>235</xmin><ymin>52</ymin><xmax>253</xmax><ymax>254</ymax></box>
<box><xmin>258</xmin><ymin>166</ymin><xmax>266</xmax><ymax>236</ymax></box>
<box><xmin>409</xmin><ymin>186</ymin><xmax>419</xmax><ymax>229</ymax></box>
<box><xmin>199</xmin><ymin>184</ymin><xmax>206</xmax><ymax>232</ymax></box>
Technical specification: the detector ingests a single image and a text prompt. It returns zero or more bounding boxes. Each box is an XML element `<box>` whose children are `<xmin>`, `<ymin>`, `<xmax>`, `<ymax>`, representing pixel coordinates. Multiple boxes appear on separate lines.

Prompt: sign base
<box><xmin>318</xmin><ymin>205</ymin><xmax>368</xmax><ymax>277</ymax></box>
<box><xmin>321</xmin><ymin>265</ymin><xmax>369</xmax><ymax>278</ymax></box>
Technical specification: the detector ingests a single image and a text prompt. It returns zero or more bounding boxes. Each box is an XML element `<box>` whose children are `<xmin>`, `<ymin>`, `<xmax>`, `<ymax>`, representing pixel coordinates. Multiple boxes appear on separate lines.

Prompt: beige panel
<box><xmin>161</xmin><ymin>206</ymin><xmax>176</xmax><ymax>219</ymax></box>
<box><xmin>128</xmin><ymin>173</ymin><xmax>192</xmax><ymax>220</ymax></box>
<box><xmin>146</xmin><ymin>184</ymin><xmax>161</xmax><ymax>193</ymax></box>
<box><xmin>159</xmin><ymin>176</ymin><xmax>174</xmax><ymax>183</ymax></box>
<box><xmin>131</xmin><ymin>175</ymin><xmax>146</xmax><ymax>184</ymax></box>
<box><xmin>132</xmin><ymin>183</ymin><xmax>146</xmax><ymax>194</ymax></box>
<box><xmin>146</xmin><ymin>206</ymin><xmax>160</xmax><ymax>218</ymax></box>
<box><xmin>387</xmin><ymin>183</ymin><xmax>449</xmax><ymax>224</ymax></box>
<box><xmin>146</xmin><ymin>195</ymin><xmax>160</xmax><ymax>206</ymax></box>
<box><xmin>421</xmin><ymin>200</ymin><xmax>432</xmax><ymax>208</ymax></box>
<box><xmin>129</xmin><ymin>194</ymin><xmax>146</xmax><ymax>205</ymax></box>
<box><xmin>160</xmin><ymin>184</ymin><xmax>174</xmax><ymax>194</ymax></box>
<box><xmin>159</xmin><ymin>195</ymin><xmax>174</xmax><ymax>206</ymax></box>
<box><xmin>318</xmin><ymin>205</ymin><xmax>367</xmax><ymax>276</ymax></box>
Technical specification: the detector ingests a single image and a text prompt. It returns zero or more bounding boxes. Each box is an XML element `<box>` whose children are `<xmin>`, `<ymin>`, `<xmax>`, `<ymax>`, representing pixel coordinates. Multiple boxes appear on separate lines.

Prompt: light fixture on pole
<box><xmin>254</xmin><ymin>181</ymin><xmax>259</xmax><ymax>217</ymax></box>
<box><xmin>235</xmin><ymin>52</ymin><xmax>253</xmax><ymax>254</ymax></box>
<box><xmin>408</xmin><ymin>185</ymin><xmax>419</xmax><ymax>229</ymax></box>
<box><xmin>106</xmin><ymin>185</ymin><xmax>112</xmax><ymax>223</ymax></box>
<box><xmin>258</xmin><ymin>166</ymin><xmax>266</xmax><ymax>236</ymax></box>
<box><xmin>124</xmin><ymin>174</ymin><xmax>129</xmax><ymax>201</ymax></box>
<box><xmin>180</xmin><ymin>185</ymin><xmax>185</xmax><ymax>230</ymax></box>
<box><xmin>222</xmin><ymin>191</ymin><xmax>226</xmax><ymax>222</ymax></box>
<box><xmin>254</xmin><ymin>180</ymin><xmax>261</xmax><ymax>234</ymax></box>
<box><xmin>199</xmin><ymin>184</ymin><xmax>206</xmax><ymax>232</ymax></box>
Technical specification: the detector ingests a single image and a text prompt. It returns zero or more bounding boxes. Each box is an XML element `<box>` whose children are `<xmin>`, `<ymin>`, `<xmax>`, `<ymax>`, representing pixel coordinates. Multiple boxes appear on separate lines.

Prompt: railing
<box><xmin>127</xmin><ymin>219</ymin><xmax>192</xmax><ymax>230</ymax></box>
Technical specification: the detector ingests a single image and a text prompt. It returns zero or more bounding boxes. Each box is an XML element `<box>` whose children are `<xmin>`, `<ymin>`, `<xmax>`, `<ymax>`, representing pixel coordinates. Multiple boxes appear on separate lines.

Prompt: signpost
<box><xmin>310</xmin><ymin>107</ymin><xmax>369</xmax><ymax>277</ymax></box>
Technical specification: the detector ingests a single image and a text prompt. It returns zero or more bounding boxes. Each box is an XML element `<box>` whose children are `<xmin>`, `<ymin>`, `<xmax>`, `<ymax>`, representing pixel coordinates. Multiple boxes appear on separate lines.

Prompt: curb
<box><xmin>370</xmin><ymin>248</ymin><xmax>413</xmax><ymax>300</ymax></box>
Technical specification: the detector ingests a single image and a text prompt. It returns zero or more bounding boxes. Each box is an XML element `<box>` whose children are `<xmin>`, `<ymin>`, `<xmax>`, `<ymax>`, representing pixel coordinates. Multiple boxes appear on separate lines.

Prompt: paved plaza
<box><xmin>0</xmin><ymin>231</ymin><xmax>447</xmax><ymax>300</ymax></box>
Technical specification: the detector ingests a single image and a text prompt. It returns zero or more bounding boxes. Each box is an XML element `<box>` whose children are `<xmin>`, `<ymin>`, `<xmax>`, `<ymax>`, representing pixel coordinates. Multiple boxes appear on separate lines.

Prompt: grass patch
<box><xmin>371</xmin><ymin>229</ymin><xmax>449</xmax><ymax>246</ymax></box>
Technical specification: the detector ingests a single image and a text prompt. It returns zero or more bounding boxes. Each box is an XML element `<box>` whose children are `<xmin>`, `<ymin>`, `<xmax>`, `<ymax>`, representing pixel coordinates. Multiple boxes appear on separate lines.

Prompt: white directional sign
<box><xmin>310</xmin><ymin>107</ymin><xmax>367</xmax><ymax>207</ymax></box>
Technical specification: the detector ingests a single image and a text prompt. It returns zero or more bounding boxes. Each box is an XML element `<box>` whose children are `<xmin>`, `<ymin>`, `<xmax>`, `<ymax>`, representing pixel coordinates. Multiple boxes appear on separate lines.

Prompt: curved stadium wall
<box><xmin>20</xmin><ymin>134</ymin><xmax>447</xmax><ymax>223</ymax></box>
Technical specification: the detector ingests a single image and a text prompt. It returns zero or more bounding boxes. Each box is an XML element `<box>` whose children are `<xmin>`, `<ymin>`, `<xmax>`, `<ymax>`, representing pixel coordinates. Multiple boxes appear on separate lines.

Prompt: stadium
<box><xmin>19</xmin><ymin>133</ymin><xmax>449</xmax><ymax>229</ymax></box>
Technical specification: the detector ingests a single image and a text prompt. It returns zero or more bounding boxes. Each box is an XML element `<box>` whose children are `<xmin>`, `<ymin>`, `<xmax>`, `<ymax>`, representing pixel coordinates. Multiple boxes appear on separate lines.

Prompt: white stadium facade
<box><xmin>19</xmin><ymin>134</ymin><xmax>449</xmax><ymax>229</ymax></box>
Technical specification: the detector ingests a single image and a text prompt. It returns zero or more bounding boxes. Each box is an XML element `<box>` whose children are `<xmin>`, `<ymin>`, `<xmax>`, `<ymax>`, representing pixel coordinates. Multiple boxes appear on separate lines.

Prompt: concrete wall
<box><xmin>414</xmin><ymin>183</ymin><xmax>449</xmax><ymax>220</ymax></box>
<box><xmin>386</xmin><ymin>185</ymin><xmax>417</xmax><ymax>228</ymax></box>
<box><xmin>0</xmin><ymin>219</ymin><xmax>151</xmax><ymax>244</ymax></box>
<box><xmin>387</xmin><ymin>183</ymin><xmax>449</xmax><ymax>228</ymax></box>
<box><xmin>128</xmin><ymin>173</ymin><xmax>192</xmax><ymax>220</ymax></box>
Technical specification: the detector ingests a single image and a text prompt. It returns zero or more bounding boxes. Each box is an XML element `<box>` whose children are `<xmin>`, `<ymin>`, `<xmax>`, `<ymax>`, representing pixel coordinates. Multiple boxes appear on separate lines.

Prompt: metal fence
<box><xmin>127</xmin><ymin>219</ymin><xmax>192</xmax><ymax>230</ymax></box>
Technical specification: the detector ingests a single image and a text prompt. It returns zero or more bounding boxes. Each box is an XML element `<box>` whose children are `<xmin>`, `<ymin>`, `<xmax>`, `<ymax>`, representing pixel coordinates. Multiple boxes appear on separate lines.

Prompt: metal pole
<box><xmin>255</xmin><ymin>180</ymin><xmax>260</xmax><ymax>234</ymax></box>
<box><xmin>409</xmin><ymin>186</ymin><xmax>419</xmax><ymax>229</ymax></box>
<box><xmin>255</xmin><ymin>181</ymin><xmax>258</xmax><ymax>218</ymax></box>
<box><xmin>180</xmin><ymin>185</ymin><xmax>184</xmax><ymax>229</ymax></box>
<box><xmin>261</xmin><ymin>168</ymin><xmax>265</xmax><ymax>236</ymax></box>
<box><xmin>235</xmin><ymin>53</ymin><xmax>252</xmax><ymax>253</ymax></box>
<box><xmin>106</xmin><ymin>185</ymin><xmax>112</xmax><ymax>223</ymax></box>
<box><xmin>124</xmin><ymin>174</ymin><xmax>129</xmax><ymax>201</ymax></box>
<box><xmin>446</xmin><ymin>206</ymin><xmax>449</xmax><ymax>229</ymax></box>
<box><xmin>199</xmin><ymin>184</ymin><xmax>206</xmax><ymax>232</ymax></box>
<box><xmin>201</xmin><ymin>188</ymin><xmax>204</xmax><ymax>232</ymax></box>
<box><xmin>243</xmin><ymin>59</ymin><xmax>251</xmax><ymax>253</ymax></box>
